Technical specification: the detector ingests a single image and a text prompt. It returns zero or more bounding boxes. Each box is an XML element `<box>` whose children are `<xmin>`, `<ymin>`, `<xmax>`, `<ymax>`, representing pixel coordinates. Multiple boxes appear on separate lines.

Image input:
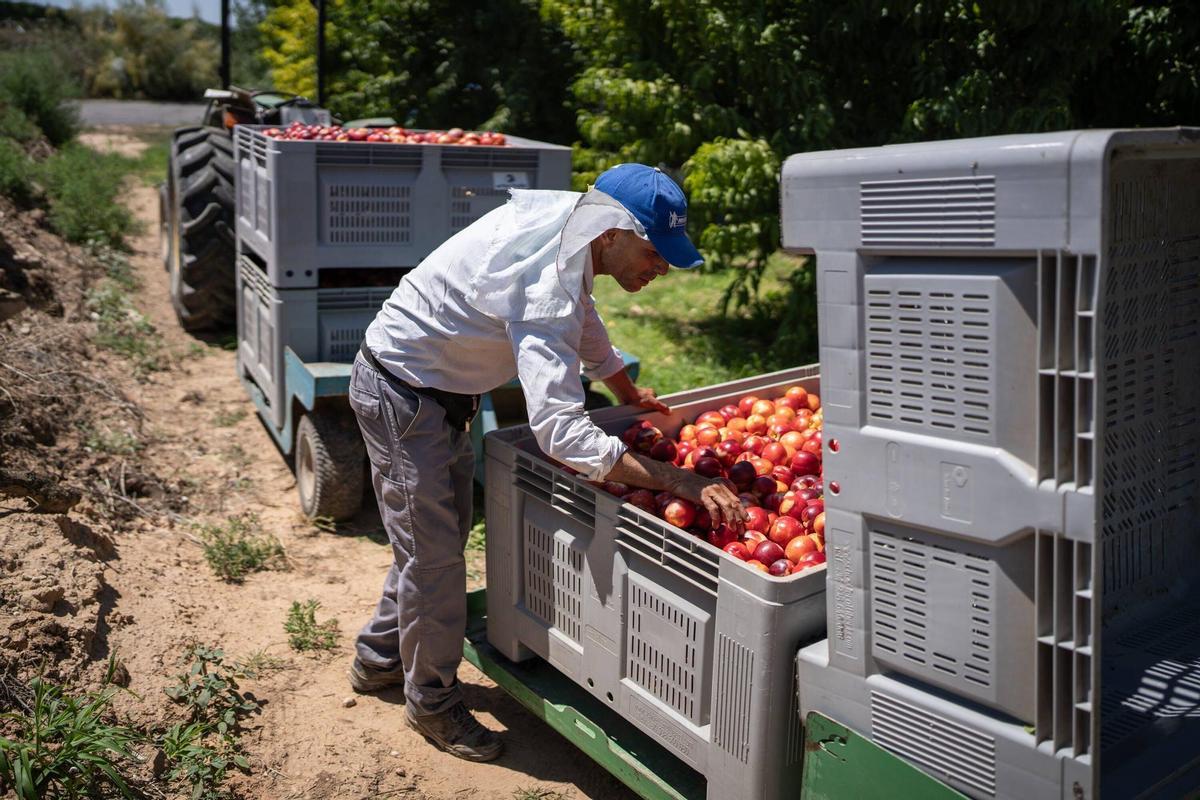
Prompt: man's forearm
<box><xmin>602</xmin><ymin>367</ymin><xmax>638</xmax><ymax>405</ymax></box>
<box><xmin>603</xmin><ymin>449</ymin><xmax>681</xmax><ymax>492</ymax></box>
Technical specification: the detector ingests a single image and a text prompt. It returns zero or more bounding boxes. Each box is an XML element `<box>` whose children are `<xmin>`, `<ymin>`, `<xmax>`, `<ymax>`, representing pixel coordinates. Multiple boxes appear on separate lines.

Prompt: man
<box><xmin>347</xmin><ymin>163</ymin><xmax>747</xmax><ymax>761</ymax></box>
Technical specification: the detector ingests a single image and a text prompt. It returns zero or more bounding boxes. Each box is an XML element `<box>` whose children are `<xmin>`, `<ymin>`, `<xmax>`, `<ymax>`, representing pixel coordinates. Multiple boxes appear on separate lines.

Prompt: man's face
<box><xmin>598</xmin><ymin>230</ymin><xmax>670</xmax><ymax>293</ymax></box>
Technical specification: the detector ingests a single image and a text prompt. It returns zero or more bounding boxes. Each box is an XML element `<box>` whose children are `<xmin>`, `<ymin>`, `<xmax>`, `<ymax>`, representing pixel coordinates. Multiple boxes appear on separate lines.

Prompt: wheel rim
<box><xmin>297</xmin><ymin>430</ymin><xmax>316</xmax><ymax>510</ymax></box>
<box><xmin>159</xmin><ymin>197</ymin><xmax>170</xmax><ymax>266</ymax></box>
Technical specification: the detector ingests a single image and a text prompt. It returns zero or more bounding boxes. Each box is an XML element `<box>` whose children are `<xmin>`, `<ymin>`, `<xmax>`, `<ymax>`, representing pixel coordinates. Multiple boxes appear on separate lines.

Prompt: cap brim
<box><xmin>648</xmin><ymin>230</ymin><xmax>704</xmax><ymax>269</ymax></box>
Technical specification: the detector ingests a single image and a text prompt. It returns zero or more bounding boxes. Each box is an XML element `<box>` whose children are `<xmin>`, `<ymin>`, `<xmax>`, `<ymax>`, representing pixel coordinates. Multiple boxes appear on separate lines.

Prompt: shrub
<box><xmin>37</xmin><ymin>145</ymin><xmax>134</xmax><ymax>247</ymax></box>
<box><xmin>0</xmin><ymin>138</ymin><xmax>33</xmax><ymax>204</ymax></box>
<box><xmin>0</xmin><ymin>49</ymin><xmax>79</xmax><ymax>146</ymax></box>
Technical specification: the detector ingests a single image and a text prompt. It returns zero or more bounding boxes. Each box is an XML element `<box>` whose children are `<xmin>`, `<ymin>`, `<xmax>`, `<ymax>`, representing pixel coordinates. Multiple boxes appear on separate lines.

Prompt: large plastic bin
<box><xmin>781</xmin><ymin>128</ymin><xmax>1200</xmax><ymax>799</ymax></box>
<box><xmin>236</xmin><ymin>248</ymin><xmax>394</xmax><ymax>430</ymax></box>
<box><xmin>233</xmin><ymin>124</ymin><xmax>572</xmax><ymax>288</ymax></box>
<box><xmin>485</xmin><ymin>367</ymin><xmax>828</xmax><ymax>800</ymax></box>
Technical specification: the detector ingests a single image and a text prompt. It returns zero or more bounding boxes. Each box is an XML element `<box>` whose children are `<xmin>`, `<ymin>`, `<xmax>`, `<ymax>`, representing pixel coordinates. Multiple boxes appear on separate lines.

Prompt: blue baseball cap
<box><xmin>594</xmin><ymin>163</ymin><xmax>704</xmax><ymax>269</ymax></box>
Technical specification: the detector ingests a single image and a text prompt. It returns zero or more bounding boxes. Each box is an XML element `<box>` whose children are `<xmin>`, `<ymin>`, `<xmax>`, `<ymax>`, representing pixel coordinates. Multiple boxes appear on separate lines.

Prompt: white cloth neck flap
<box><xmin>466</xmin><ymin>188</ymin><xmax>646</xmax><ymax>321</ymax></box>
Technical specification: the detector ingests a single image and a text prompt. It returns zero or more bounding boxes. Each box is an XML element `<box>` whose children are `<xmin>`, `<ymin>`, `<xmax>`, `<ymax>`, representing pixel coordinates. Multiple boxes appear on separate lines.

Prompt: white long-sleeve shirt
<box><xmin>364</xmin><ymin>190</ymin><xmax>634</xmax><ymax>480</ymax></box>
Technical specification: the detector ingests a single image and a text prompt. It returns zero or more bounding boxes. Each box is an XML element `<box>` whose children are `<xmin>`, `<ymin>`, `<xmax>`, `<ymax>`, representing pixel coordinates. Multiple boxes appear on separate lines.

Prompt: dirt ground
<box><xmin>0</xmin><ymin>130</ymin><xmax>634</xmax><ymax>799</ymax></box>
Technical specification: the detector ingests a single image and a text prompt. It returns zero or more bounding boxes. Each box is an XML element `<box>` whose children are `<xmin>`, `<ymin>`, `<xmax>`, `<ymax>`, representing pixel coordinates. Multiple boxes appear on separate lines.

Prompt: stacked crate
<box><xmin>781</xmin><ymin>129</ymin><xmax>1200</xmax><ymax>799</ymax></box>
<box><xmin>484</xmin><ymin>369</ymin><xmax>828</xmax><ymax>800</ymax></box>
<box><xmin>232</xmin><ymin>125</ymin><xmax>572</xmax><ymax>430</ymax></box>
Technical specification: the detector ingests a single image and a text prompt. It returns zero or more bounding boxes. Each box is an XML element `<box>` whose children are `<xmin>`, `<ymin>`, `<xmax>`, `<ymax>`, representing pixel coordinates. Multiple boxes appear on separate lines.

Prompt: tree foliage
<box><xmin>255</xmin><ymin>0</ymin><xmax>1199</xmax><ymax>348</ymax></box>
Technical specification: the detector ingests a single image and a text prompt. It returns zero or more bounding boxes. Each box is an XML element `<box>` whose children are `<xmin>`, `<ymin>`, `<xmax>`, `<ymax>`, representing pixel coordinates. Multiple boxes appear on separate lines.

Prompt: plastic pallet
<box><xmin>780</xmin><ymin>128</ymin><xmax>1200</xmax><ymax>799</ymax></box>
<box><xmin>484</xmin><ymin>367</ymin><xmax>828</xmax><ymax>800</ymax></box>
<box><xmin>232</xmin><ymin>124</ymin><xmax>572</xmax><ymax>288</ymax></box>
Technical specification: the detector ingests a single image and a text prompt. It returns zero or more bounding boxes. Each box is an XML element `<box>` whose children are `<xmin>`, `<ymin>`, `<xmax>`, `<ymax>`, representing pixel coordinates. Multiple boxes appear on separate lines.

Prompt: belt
<box><xmin>358</xmin><ymin>342</ymin><xmax>480</xmax><ymax>431</ymax></box>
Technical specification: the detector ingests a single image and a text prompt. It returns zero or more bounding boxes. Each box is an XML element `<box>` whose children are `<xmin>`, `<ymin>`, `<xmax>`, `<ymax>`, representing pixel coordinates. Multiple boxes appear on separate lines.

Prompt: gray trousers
<box><xmin>347</xmin><ymin>354</ymin><xmax>475</xmax><ymax>716</ymax></box>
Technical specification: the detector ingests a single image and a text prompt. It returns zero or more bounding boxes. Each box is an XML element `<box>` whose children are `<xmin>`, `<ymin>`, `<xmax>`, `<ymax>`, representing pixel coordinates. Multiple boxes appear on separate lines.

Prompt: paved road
<box><xmin>79</xmin><ymin>99</ymin><xmax>207</xmax><ymax>127</ymax></box>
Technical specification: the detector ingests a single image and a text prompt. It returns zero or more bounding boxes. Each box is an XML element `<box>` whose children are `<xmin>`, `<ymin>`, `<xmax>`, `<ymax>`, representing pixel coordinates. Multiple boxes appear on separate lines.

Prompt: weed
<box><xmin>0</xmin><ymin>138</ymin><xmax>33</xmax><ymax>205</ymax></box>
<box><xmin>212</xmin><ymin>407</ymin><xmax>247</xmax><ymax>428</ymax></box>
<box><xmin>512</xmin><ymin>788</ymin><xmax>572</xmax><ymax>800</ymax></box>
<box><xmin>239</xmin><ymin>650</ymin><xmax>288</xmax><ymax>675</ymax></box>
<box><xmin>160</xmin><ymin>721</ymin><xmax>247</xmax><ymax>800</ymax></box>
<box><xmin>467</xmin><ymin>517</ymin><xmax>486</xmax><ymax>553</ymax></box>
<box><xmin>223</xmin><ymin>444</ymin><xmax>251</xmax><ymax>469</ymax></box>
<box><xmin>164</xmin><ymin>645</ymin><xmax>260</xmax><ymax>735</ymax></box>
<box><xmin>308</xmin><ymin>515</ymin><xmax>337</xmax><ymax>534</ymax></box>
<box><xmin>0</xmin><ymin>104</ymin><xmax>40</xmax><ymax>143</ymax></box>
<box><xmin>86</xmin><ymin>280</ymin><xmax>167</xmax><ymax>374</ymax></box>
<box><xmin>84</xmin><ymin>425</ymin><xmax>142</xmax><ymax>456</ymax></box>
<box><xmin>90</xmin><ymin>245</ymin><xmax>138</xmax><ymax>292</ymax></box>
<box><xmin>196</xmin><ymin>513</ymin><xmax>285</xmax><ymax>583</ymax></box>
<box><xmin>284</xmin><ymin>600</ymin><xmax>340</xmax><ymax>653</ymax></box>
<box><xmin>0</xmin><ymin>677</ymin><xmax>141</xmax><ymax>799</ymax></box>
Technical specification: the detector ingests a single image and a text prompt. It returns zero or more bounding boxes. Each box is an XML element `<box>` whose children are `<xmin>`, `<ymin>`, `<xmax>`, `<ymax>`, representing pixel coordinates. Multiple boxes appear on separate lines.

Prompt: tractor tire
<box><xmin>295</xmin><ymin>410</ymin><xmax>366</xmax><ymax>522</ymax></box>
<box><xmin>167</xmin><ymin>126</ymin><xmax>236</xmax><ymax>333</ymax></box>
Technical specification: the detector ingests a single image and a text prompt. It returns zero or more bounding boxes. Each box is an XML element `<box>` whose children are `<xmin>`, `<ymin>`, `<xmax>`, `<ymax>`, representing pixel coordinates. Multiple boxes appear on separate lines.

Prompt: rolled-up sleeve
<box><xmin>579</xmin><ymin>296</ymin><xmax>626</xmax><ymax>382</ymax></box>
<box><xmin>508</xmin><ymin>317</ymin><xmax>627</xmax><ymax>480</ymax></box>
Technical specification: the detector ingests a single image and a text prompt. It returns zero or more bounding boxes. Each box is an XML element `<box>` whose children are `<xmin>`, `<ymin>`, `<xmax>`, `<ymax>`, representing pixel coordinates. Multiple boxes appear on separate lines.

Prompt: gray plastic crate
<box><xmin>485</xmin><ymin>367</ymin><xmax>827</xmax><ymax>800</ymax></box>
<box><xmin>781</xmin><ymin>128</ymin><xmax>1200</xmax><ymax>799</ymax></box>
<box><xmin>233</xmin><ymin>125</ymin><xmax>572</xmax><ymax>288</ymax></box>
<box><xmin>236</xmin><ymin>249</ymin><xmax>394</xmax><ymax>430</ymax></box>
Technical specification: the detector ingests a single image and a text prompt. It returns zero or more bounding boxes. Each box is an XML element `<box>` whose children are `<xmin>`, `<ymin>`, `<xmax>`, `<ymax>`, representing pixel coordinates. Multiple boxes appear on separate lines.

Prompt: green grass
<box><xmin>0</xmin><ymin>677</ymin><xmax>142</xmax><ymax>800</ymax></box>
<box><xmin>86</xmin><ymin>280</ymin><xmax>168</xmax><ymax>375</ymax></box>
<box><xmin>212</xmin><ymin>408</ymin><xmax>247</xmax><ymax>428</ymax></box>
<box><xmin>196</xmin><ymin>514</ymin><xmax>285</xmax><ymax>583</ymax></box>
<box><xmin>127</xmin><ymin>129</ymin><xmax>171</xmax><ymax>187</ymax></box>
<box><xmin>590</xmin><ymin>251</ymin><xmax>818</xmax><ymax>401</ymax></box>
<box><xmin>283</xmin><ymin>600</ymin><xmax>340</xmax><ymax>653</ymax></box>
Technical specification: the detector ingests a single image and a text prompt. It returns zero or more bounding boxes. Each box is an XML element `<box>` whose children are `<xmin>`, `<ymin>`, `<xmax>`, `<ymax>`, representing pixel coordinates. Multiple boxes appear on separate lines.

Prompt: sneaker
<box><xmin>348</xmin><ymin>657</ymin><xmax>406</xmax><ymax>694</ymax></box>
<box><xmin>405</xmin><ymin>702</ymin><xmax>504</xmax><ymax>762</ymax></box>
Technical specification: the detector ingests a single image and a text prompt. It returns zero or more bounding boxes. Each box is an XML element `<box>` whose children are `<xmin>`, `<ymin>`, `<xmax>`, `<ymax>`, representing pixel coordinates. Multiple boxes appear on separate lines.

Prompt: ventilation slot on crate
<box><xmin>450</xmin><ymin>186</ymin><xmax>511</xmax><ymax>233</ymax></box>
<box><xmin>711</xmin><ymin>634</ymin><xmax>754</xmax><ymax>763</ymax></box>
<box><xmin>315</xmin><ymin>143</ymin><xmax>424</xmax><ymax>167</ymax></box>
<box><xmin>1097</xmin><ymin>165</ymin><xmax>1200</xmax><ymax>618</ymax></box>
<box><xmin>1036</xmin><ymin>251</ymin><xmax>1097</xmax><ymax>490</ymax></box>
<box><xmin>871</xmin><ymin>691</ymin><xmax>998</xmax><ymax>798</ymax></box>
<box><xmin>862</xmin><ymin>279</ymin><xmax>998</xmax><ymax>441</ymax></box>
<box><xmin>315</xmin><ymin>287</ymin><xmax>396</xmax><ymax>363</ymax></box>
<box><xmin>513</xmin><ymin>457</ymin><xmax>595</xmax><ymax>527</ymax></box>
<box><xmin>325</xmin><ymin>184</ymin><xmax>412</xmax><ymax>244</ymax></box>
<box><xmin>615</xmin><ymin>508</ymin><xmax>720</xmax><ymax>597</ymax></box>
<box><xmin>522</xmin><ymin>521</ymin><xmax>584</xmax><ymax>644</ymax></box>
<box><xmin>626</xmin><ymin>578</ymin><xmax>705</xmax><ymax>725</ymax></box>
<box><xmin>440</xmin><ymin>149</ymin><xmax>541</xmax><ymax>170</ymax></box>
<box><xmin>870</xmin><ymin>530</ymin><xmax>997</xmax><ymax>698</ymax></box>
<box><xmin>1033</xmin><ymin>531</ymin><xmax>1092</xmax><ymax>756</ymax></box>
<box><xmin>860</xmin><ymin>175</ymin><xmax>996</xmax><ymax>247</ymax></box>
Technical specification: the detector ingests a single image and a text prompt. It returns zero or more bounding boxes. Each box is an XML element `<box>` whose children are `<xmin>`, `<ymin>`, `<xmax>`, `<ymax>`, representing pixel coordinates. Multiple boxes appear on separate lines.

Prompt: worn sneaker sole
<box><xmin>348</xmin><ymin>659</ymin><xmax>406</xmax><ymax>694</ymax></box>
<box><xmin>404</xmin><ymin>707</ymin><xmax>504</xmax><ymax>762</ymax></box>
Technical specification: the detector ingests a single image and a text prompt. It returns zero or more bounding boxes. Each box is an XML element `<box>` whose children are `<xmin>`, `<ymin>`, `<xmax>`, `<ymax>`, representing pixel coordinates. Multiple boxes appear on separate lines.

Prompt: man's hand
<box><xmin>602</xmin><ymin>451</ymin><xmax>746</xmax><ymax>532</ymax></box>
<box><xmin>666</xmin><ymin>471</ymin><xmax>747</xmax><ymax>532</ymax></box>
<box><xmin>623</xmin><ymin>385</ymin><xmax>670</xmax><ymax>415</ymax></box>
<box><xmin>602</xmin><ymin>369</ymin><xmax>670</xmax><ymax>414</ymax></box>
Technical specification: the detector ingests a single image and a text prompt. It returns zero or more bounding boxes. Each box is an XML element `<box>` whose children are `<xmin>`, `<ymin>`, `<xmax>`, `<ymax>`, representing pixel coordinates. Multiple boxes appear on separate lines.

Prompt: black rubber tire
<box><xmin>295</xmin><ymin>410</ymin><xmax>366</xmax><ymax>522</ymax></box>
<box><xmin>167</xmin><ymin>126</ymin><xmax>236</xmax><ymax>333</ymax></box>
